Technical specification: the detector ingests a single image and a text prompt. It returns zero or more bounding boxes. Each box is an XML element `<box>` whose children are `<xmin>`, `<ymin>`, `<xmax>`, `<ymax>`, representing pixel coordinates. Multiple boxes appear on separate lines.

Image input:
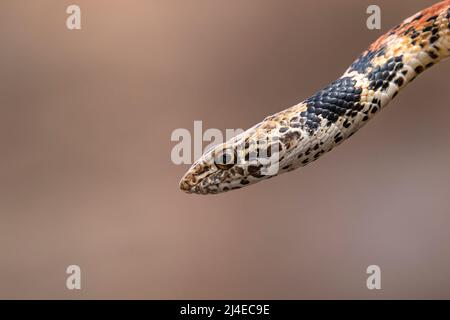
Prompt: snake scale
<box><xmin>180</xmin><ymin>0</ymin><xmax>450</xmax><ymax>195</ymax></box>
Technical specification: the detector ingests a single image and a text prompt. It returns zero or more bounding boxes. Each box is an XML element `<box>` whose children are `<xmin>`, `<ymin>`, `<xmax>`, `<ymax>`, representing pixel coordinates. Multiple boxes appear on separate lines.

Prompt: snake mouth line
<box><xmin>179</xmin><ymin>179</ymin><xmax>216</xmax><ymax>195</ymax></box>
<box><xmin>179</xmin><ymin>167</ymin><xmax>219</xmax><ymax>195</ymax></box>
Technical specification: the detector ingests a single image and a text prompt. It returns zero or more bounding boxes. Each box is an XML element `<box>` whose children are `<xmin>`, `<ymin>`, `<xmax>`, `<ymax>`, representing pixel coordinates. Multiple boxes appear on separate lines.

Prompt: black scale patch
<box><xmin>296</xmin><ymin>77</ymin><xmax>363</xmax><ymax>133</ymax></box>
<box><xmin>366</xmin><ymin>55</ymin><xmax>404</xmax><ymax>91</ymax></box>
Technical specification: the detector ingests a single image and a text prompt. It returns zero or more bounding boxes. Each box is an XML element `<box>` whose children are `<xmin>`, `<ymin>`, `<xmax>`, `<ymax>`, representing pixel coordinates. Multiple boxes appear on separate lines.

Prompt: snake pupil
<box><xmin>215</xmin><ymin>149</ymin><xmax>235</xmax><ymax>170</ymax></box>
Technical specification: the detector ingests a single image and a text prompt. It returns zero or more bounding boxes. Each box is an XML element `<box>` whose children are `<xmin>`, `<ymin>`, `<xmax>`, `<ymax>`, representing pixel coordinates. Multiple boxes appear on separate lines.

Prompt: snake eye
<box><xmin>214</xmin><ymin>148</ymin><xmax>235</xmax><ymax>170</ymax></box>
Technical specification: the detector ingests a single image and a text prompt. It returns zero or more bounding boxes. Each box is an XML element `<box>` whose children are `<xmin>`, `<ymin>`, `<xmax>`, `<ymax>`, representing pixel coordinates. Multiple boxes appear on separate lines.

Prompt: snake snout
<box><xmin>179</xmin><ymin>158</ymin><xmax>220</xmax><ymax>194</ymax></box>
<box><xmin>179</xmin><ymin>177</ymin><xmax>193</xmax><ymax>193</ymax></box>
<box><xmin>179</xmin><ymin>170</ymin><xmax>203</xmax><ymax>194</ymax></box>
<box><xmin>179</xmin><ymin>142</ymin><xmax>242</xmax><ymax>194</ymax></box>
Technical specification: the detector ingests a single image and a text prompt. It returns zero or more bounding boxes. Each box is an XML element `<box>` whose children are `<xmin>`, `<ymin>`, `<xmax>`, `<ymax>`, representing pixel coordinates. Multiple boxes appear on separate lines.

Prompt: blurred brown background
<box><xmin>0</xmin><ymin>0</ymin><xmax>449</xmax><ymax>299</ymax></box>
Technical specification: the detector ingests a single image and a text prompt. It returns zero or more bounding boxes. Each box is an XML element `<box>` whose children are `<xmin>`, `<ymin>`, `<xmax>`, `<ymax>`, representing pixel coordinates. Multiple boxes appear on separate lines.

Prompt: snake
<box><xmin>179</xmin><ymin>0</ymin><xmax>450</xmax><ymax>195</ymax></box>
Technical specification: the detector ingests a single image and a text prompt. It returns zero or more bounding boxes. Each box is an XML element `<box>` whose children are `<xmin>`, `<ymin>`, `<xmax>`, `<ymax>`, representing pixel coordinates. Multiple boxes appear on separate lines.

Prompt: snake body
<box><xmin>180</xmin><ymin>1</ymin><xmax>450</xmax><ymax>195</ymax></box>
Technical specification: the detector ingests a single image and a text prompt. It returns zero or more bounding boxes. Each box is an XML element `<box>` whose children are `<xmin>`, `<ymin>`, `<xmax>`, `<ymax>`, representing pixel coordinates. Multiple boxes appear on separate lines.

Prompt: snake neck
<box><xmin>344</xmin><ymin>1</ymin><xmax>450</xmax><ymax>111</ymax></box>
<box><xmin>297</xmin><ymin>2</ymin><xmax>450</xmax><ymax>144</ymax></box>
<box><xmin>275</xmin><ymin>2</ymin><xmax>450</xmax><ymax>171</ymax></box>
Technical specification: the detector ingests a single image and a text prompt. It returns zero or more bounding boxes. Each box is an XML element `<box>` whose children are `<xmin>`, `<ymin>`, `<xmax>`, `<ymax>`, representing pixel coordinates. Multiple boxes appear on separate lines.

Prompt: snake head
<box><xmin>179</xmin><ymin>126</ymin><xmax>283</xmax><ymax>194</ymax></box>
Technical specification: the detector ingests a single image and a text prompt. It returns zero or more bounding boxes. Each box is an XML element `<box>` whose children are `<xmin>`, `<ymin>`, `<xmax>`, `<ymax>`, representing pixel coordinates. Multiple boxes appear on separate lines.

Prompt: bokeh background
<box><xmin>1</xmin><ymin>0</ymin><xmax>449</xmax><ymax>299</ymax></box>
